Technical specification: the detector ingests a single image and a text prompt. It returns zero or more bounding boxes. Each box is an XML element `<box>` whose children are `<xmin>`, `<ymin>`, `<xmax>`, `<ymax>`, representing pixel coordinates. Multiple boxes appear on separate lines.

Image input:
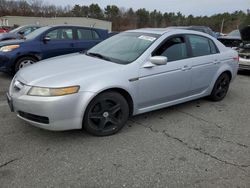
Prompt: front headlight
<box><xmin>28</xmin><ymin>86</ymin><xmax>80</xmax><ymax>97</ymax></box>
<box><xmin>0</xmin><ymin>45</ymin><xmax>20</xmax><ymax>52</ymax></box>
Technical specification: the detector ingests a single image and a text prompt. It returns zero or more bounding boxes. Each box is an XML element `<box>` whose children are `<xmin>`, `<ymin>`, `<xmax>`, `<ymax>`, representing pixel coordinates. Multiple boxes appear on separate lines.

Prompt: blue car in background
<box><xmin>0</xmin><ymin>25</ymin><xmax>109</xmax><ymax>73</ymax></box>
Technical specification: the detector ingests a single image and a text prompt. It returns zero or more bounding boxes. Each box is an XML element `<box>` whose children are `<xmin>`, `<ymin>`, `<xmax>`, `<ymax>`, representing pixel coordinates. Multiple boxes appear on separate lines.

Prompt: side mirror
<box><xmin>150</xmin><ymin>56</ymin><xmax>168</xmax><ymax>65</ymax></box>
<box><xmin>43</xmin><ymin>36</ymin><xmax>51</xmax><ymax>43</ymax></box>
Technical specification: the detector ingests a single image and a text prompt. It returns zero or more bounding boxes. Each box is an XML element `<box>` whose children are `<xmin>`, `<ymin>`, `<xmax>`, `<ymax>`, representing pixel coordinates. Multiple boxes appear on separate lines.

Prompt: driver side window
<box><xmin>153</xmin><ymin>36</ymin><xmax>188</xmax><ymax>62</ymax></box>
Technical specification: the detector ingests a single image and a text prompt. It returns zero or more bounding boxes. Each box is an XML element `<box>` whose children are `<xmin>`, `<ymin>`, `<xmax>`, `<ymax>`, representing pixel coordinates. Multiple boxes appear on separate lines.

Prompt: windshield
<box><xmin>25</xmin><ymin>26</ymin><xmax>50</xmax><ymax>40</ymax></box>
<box><xmin>228</xmin><ymin>30</ymin><xmax>240</xmax><ymax>37</ymax></box>
<box><xmin>87</xmin><ymin>32</ymin><xmax>160</xmax><ymax>64</ymax></box>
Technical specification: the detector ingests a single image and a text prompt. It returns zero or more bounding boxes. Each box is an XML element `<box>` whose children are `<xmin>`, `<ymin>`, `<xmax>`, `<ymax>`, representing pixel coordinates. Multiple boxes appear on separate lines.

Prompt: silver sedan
<box><xmin>7</xmin><ymin>28</ymin><xmax>239</xmax><ymax>136</ymax></box>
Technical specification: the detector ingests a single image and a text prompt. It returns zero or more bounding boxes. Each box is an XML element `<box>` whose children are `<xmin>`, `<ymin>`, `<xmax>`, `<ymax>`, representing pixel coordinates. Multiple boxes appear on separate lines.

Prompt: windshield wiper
<box><xmin>86</xmin><ymin>52</ymin><xmax>112</xmax><ymax>62</ymax></box>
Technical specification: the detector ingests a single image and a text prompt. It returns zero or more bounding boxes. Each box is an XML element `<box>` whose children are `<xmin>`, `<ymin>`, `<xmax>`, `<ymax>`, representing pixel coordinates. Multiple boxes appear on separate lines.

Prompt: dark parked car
<box><xmin>108</xmin><ymin>31</ymin><xmax>119</xmax><ymax>37</ymax></box>
<box><xmin>169</xmin><ymin>26</ymin><xmax>216</xmax><ymax>37</ymax></box>
<box><xmin>0</xmin><ymin>25</ymin><xmax>40</xmax><ymax>41</ymax></box>
<box><xmin>217</xmin><ymin>29</ymin><xmax>242</xmax><ymax>48</ymax></box>
<box><xmin>0</xmin><ymin>25</ymin><xmax>109</xmax><ymax>74</ymax></box>
<box><xmin>237</xmin><ymin>26</ymin><xmax>250</xmax><ymax>70</ymax></box>
<box><xmin>217</xmin><ymin>26</ymin><xmax>250</xmax><ymax>70</ymax></box>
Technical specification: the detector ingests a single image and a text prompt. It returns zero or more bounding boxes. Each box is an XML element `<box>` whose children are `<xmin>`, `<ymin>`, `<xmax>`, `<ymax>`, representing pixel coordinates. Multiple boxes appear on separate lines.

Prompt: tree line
<box><xmin>0</xmin><ymin>0</ymin><xmax>250</xmax><ymax>32</ymax></box>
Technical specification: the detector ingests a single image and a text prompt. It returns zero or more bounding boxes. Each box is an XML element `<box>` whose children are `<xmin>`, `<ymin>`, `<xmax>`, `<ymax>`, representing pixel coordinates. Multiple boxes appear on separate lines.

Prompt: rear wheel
<box><xmin>15</xmin><ymin>56</ymin><xmax>37</xmax><ymax>73</ymax></box>
<box><xmin>209</xmin><ymin>73</ymin><xmax>230</xmax><ymax>101</ymax></box>
<box><xmin>83</xmin><ymin>92</ymin><xmax>129</xmax><ymax>136</ymax></box>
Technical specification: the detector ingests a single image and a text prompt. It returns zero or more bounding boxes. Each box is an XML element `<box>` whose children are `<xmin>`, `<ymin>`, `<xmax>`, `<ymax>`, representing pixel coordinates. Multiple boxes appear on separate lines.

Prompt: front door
<box><xmin>41</xmin><ymin>27</ymin><xmax>75</xmax><ymax>59</ymax></box>
<box><xmin>138</xmin><ymin>35</ymin><xmax>193</xmax><ymax>110</ymax></box>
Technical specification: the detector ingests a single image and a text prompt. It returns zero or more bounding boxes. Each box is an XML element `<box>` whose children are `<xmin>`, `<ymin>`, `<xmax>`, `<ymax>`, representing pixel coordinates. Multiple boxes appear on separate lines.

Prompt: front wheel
<box><xmin>209</xmin><ymin>73</ymin><xmax>230</xmax><ymax>101</ymax></box>
<box><xmin>83</xmin><ymin>92</ymin><xmax>129</xmax><ymax>136</ymax></box>
<box><xmin>15</xmin><ymin>57</ymin><xmax>37</xmax><ymax>73</ymax></box>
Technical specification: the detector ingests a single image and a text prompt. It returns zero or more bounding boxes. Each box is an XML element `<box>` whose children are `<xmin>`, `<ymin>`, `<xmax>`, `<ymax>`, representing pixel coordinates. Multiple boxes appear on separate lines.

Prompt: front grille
<box><xmin>19</xmin><ymin>111</ymin><xmax>49</xmax><ymax>124</ymax></box>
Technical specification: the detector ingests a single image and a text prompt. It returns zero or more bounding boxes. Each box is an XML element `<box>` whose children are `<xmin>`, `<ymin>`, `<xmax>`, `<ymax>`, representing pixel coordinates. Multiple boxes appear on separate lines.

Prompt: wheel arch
<box><xmin>92</xmin><ymin>87</ymin><xmax>134</xmax><ymax>117</ymax></box>
<box><xmin>222</xmin><ymin>70</ymin><xmax>232</xmax><ymax>81</ymax></box>
<box><xmin>209</xmin><ymin>67</ymin><xmax>233</xmax><ymax>94</ymax></box>
<box><xmin>81</xmin><ymin>87</ymin><xmax>135</xmax><ymax>130</ymax></box>
<box><xmin>12</xmin><ymin>54</ymin><xmax>40</xmax><ymax>72</ymax></box>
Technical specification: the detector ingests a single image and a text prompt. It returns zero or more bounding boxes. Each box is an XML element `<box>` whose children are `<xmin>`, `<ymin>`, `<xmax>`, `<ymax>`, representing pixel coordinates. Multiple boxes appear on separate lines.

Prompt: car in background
<box><xmin>187</xmin><ymin>26</ymin><xmax>216</xmax><ymax>37</ymax></box>
<box><xmin>217</xmin><ymin>26</ymin><xmax>250</xmax><ymax>71</ymax></box>
<box><xmin>0</xmin><ymin>26</ymin><xmax>11</xmax><ymax>33</ymax></box>
<box><xmin>217</xmin><ymin>29</ymin><xmax>242</xmax><ymax>48</ymax></box>
<box><xmin>0</xmin><ymin>27</ymin><xmax>6</xmax><ymax>33</ymax></box>
<box><xmin>108</xmin><ymin>31</ymin><xmax>119</xmax><ymax>37</ymax></box>
<box><xmin>0</xmin><ymin>25</ymin><xmax>109</xmax><ymax>74</ymax></box>
<box><xmin>237</xmin><ymin>26</ymin><xmax>250</xmax><ymax>70</ymax></box>
<box><xmin>0</xmin><ymin>25</ymin><xmax>40</xmax><ymax>41</ymax></box>
<box><xmin>170</xmin><ymin>26</ymin><xmax>216</xmax><ymax>37</ymax></box>
<box><xmin>7</xmin><ymin>28</ymin><xmax>238</xmax><ymax>136</ymax></box>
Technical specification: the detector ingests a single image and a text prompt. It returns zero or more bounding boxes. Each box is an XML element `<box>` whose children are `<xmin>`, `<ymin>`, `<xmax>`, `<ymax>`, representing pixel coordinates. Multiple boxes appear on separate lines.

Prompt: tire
<box><xmin>209</xmin><ymin>73</ymin><xmax>230</xmax><ymax>101</ymax></box>
<box><xmin>14</xmin><ymin>56</ymin><xmax>37</xmax><ymax>73</ymax></box>
<box><xmin>83</xmin><ymin>92</ymin><xmax>129</xmax><ymax>136</ymax></box>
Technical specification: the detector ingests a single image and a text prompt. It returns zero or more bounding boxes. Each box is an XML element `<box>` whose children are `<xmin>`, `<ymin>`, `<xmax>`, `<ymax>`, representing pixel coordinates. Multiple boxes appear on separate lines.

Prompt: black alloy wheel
<box><xmin>209</xmin><ymin>73</ymin><xmax>230</xmax><ymax>101</ymax></box>
<box><xmin>84</xmin><ymin>92</ymin><xmax>129</xmax><ymax>136</ymax></box>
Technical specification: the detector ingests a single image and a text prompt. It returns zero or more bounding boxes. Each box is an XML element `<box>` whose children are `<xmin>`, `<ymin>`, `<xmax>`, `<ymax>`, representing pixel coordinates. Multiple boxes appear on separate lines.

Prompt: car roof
<box><xmin>43</xmin><ymin>25</ymin><xmax>106</xmax><ymax>30</ymax></box>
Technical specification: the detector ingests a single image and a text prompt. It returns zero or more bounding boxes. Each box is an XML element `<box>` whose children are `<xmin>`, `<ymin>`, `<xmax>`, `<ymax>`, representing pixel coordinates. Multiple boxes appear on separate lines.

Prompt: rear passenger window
<box><xmin>93</xmin><ymin>31</ymin><xmax>100</xmax><ymax>39</ymax></box>
<box><xmin>77</xmin><ymin>29</ymin><xmax>100</xmax><ymax>40</ymax></box>
<box><xmin>153</xmin><ymin>36</ymin><xmax>188</xmax><ymax>62</ymax></box>
<box><xmin>188</xmin><ymin>35</ymin><xmax>218</xmax><ymax>57</ymax></box>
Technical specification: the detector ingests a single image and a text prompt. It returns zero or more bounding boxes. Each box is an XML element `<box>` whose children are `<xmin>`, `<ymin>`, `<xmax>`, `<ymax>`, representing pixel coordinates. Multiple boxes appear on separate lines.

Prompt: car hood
<box><xmin>0</xmin><ymin>33</ymin><xmax>18</xmax><ymax>40</ymax></box>
<box><xmin>0</xmin><ymin>39</ymin><xmax>24</xmax><ymax>46</ymax></box>
<box><xmin>240</xmin><ymin>26</ymin><xmax>250</xmax><ymax>42</ymax></box>
<box><xmin>17</xmin><ymin>53</ymin><xmax>123</xmax><ymax>88</ymax></box>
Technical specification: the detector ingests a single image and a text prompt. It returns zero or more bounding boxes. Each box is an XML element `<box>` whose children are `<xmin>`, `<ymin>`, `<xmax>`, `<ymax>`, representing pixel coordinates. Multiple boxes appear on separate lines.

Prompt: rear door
<box><xmin>74</xmin><ymin>28</ymin><xmax>102</xmax><ymax>53</ymax></box>
<box><xmin>40</xmin><ymin>27</ymin><xmax>75</xmax><ymax>59</ymax></box>
<box><xmin>186</xmin><ymin>34</ymin><xmax>220</xmax><ymax>94</ymax></box>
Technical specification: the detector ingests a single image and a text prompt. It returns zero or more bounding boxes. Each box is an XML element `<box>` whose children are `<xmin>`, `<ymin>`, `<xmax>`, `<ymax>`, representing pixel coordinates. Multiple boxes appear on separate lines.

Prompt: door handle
<box><xmin>70</xmin><ymin>43</ymin><xmax>74</xmax><ymax>47</ymax></box>
<box><xmin>182</xmin><ymin>65</ymin><xmax>191</xmax><ymax>71</ymax></box>
<box><xmin>214</xmin><ymin>59</ymin><xmax>220</xmax><ymax>65</ymax></box>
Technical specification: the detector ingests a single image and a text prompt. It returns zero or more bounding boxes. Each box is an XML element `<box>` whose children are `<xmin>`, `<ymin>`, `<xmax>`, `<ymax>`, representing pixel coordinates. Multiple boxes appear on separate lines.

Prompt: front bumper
<box><xmin>0</xmin><ymin>52</ymin><xmax>15</xmax><ymax>73</ymax></box>
<box><xmin>239</xmin><ymin>57</ymin><xmax>250</xmax><ymax>70</ymax></box>
<box><xmin>8</xmin><ymin>87</ymin><xmax>95</xmax><ymax>131</ymax></box>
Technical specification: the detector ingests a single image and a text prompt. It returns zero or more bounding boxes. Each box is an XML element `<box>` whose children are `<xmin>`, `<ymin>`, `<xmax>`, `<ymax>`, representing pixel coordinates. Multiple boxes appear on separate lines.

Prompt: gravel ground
<box><xmin>0</xmin><ymin>71</ymin><xmax>250</xmax><ymax>188</ymax></box>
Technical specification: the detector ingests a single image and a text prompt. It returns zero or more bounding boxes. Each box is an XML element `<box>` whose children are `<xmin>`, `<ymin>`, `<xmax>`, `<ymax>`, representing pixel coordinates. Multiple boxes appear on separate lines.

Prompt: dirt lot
<box><xmin>0</xmin><ymin>72</ymin><xmax>250</xmax><ymax>188</ymax></box>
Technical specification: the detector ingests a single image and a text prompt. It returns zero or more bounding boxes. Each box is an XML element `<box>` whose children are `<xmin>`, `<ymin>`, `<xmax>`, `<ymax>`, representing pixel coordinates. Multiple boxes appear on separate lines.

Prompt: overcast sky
<box><xmin>50</xmin><ymin>0</ymin><xmax>250</xmax><ymax>16</ymax></box>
